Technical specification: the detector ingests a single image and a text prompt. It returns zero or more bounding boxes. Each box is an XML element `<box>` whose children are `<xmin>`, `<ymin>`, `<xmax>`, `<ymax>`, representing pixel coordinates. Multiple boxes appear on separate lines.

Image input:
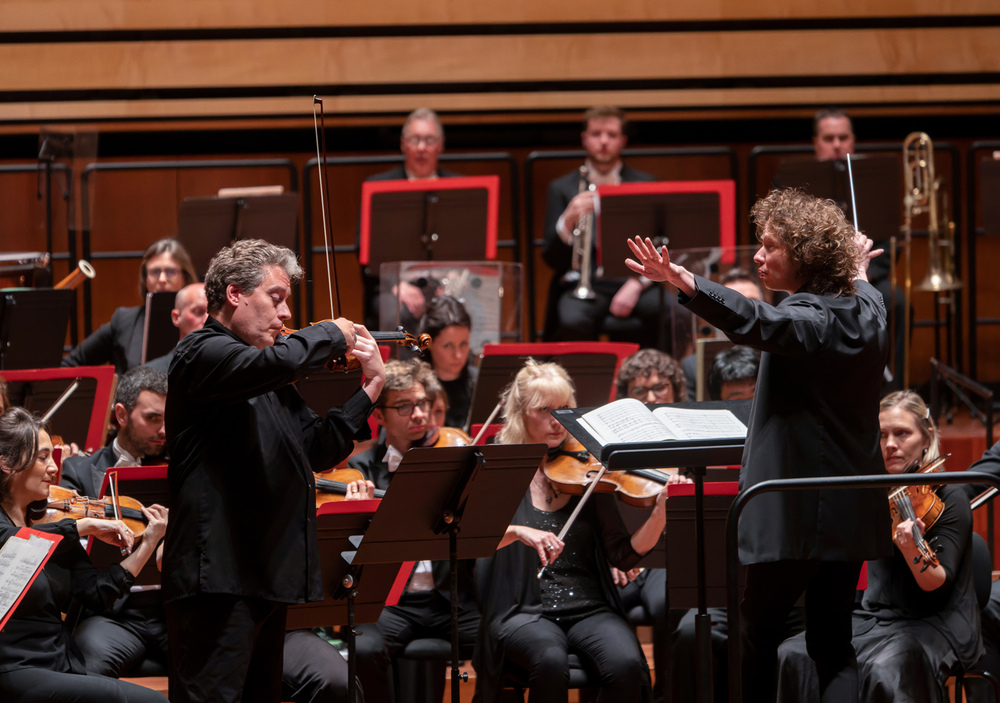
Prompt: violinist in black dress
<box><xmin>0</xmin><ymin>407</ymin><xmax>168</xmax><ymax>703</ymax></box>
<box><xmin>776</xmin><ymin>391</ymin><xmax>982</xmax><ymax>702</ymax></box>
<box><xmin>627</xmin><ymin>188</ymin><xmax>891</xmax><ymax>702</ymax></box>
<box><xmin>473</xmin><ymin>360</ymin><xmax>670</xmax><ymax>703</ymax></box>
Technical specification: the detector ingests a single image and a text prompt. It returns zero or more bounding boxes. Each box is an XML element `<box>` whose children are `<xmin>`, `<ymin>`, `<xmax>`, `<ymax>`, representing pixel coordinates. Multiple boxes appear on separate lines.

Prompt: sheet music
<box><xmin>0</xmin><ymin>530</ymin><xmax>59</xmax><ymax>627</ymax></box>
<box><xmin>652</xmin><ymin>406</ymin><xmax>747</xmax><ymax>441</ymax></box>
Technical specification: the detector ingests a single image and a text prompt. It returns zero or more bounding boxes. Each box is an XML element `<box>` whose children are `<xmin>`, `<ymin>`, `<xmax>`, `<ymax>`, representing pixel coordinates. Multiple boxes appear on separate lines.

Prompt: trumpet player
<box><xmin>541</xmin><ymin>106</ymin><xmax>667</xmax><ymax>349</ymax></box>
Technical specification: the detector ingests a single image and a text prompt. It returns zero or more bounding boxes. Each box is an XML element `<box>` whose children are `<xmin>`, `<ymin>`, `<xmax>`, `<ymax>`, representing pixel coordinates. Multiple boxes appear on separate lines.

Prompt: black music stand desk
<box><xmin>354</xmin><ymin>443</ymin><xmax>545</xmax><ymax>703</ymax></box>
<box><xmin>554</xmin><ymin>399</ymin><xmax>750</xmax><ymax>703</ymax></box>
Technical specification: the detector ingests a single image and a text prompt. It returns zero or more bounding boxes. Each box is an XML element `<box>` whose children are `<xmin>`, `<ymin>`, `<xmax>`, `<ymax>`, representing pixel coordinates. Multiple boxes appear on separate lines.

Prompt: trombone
<box><xmin>898</xmin><ymin>132</ymin><xmax>962</xmax><ymax>388</ymax></box>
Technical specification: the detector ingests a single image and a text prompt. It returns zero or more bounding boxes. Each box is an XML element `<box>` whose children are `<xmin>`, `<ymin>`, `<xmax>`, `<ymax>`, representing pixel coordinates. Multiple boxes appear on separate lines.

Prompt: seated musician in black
<box><xmin>60</xmin><ymin>366</ymin><xmax>170</xmax><ymax>677</ymax></box>
<box><xmin>474</xmin><ymin>360</ymin><xmax>669</xmax><ymax>703</ymax></box>
<box><xmin>776</xmin><ymin>390</ymin><xmax>983</xmax><ymax>702</ymax></box>
<box><xmin>418</xmin><ymin>295</ymin><xmax>477</xmax><ymax>431</ymax></box>
<box><xmin>63</xmin><ymin>238</ymin><xmax>198</xmax><ymax>375</ymax></box>
<box><xmin>348</xmin><ymin>358</ymin><xmax>479</xmax><ymax>702</ymax></box>
<box><xmin>0</xmin><ymin>407</ymin><xmax>168</xmax><ymax>703</ymax></box>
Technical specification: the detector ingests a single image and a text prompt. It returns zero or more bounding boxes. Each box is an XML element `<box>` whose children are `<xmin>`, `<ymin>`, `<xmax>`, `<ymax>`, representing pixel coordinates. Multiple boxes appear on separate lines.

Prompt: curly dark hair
<box><xmin>750</xmin><ymin>188</ymin><xmax>861</xmax><ymax>297</ymax></box>
<box><xmin>615</xmin><ymin>348</ymin><xmax>688</xmax><ymax>402</ymax></box>
<box><xmin>204</xmin><ymin>239</ymin><xmax>302</xmax><ymax>315</ymax></box>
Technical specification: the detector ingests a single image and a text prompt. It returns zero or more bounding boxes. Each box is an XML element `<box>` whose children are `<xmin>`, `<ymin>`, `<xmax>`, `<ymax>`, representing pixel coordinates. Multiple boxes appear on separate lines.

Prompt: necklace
<box><xmin>531</xmin><ymin>476</ymin><xmax>560</xmax><ymax>505</ymax></box>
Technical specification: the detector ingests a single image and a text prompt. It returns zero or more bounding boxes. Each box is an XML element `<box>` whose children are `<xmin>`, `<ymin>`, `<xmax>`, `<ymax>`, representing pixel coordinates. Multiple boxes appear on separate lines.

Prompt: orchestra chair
<box><xmin>392</xmin><ymin>637</ymin><xmax>475</xmax><ymax>703</ymax></box>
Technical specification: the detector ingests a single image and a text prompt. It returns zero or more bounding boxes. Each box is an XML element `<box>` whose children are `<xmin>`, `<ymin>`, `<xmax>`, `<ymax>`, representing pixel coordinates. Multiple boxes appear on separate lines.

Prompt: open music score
<box><xmin>576</xmin><ymin>398</ymin><xmax>748</xmax><ymax>447</ymax></box>
<box><xmin>0</xmin><ymin>527</ymin><xmax>62</xmax><ymax>631</ymax></box>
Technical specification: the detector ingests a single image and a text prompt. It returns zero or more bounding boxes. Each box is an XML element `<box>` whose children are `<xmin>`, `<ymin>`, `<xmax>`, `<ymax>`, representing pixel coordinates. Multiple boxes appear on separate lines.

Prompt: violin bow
<box><xmin>536</xmin><ymin>459</ymin><xmax>609</xmax><ymax>579</ymax></box>
<box><xmin>106</xmin><ymin>469</ymin><xmax>129</xmax><ymax>555</ymax></box>
<box><xmin>312</xmin><ymin>96</ymin><xmax>342</xmax><ymax>320</ymax></box>
<box><xmin>470</xmin><ymin>399</ymin><xmax>504</xmax><ymax>445</ymax></box>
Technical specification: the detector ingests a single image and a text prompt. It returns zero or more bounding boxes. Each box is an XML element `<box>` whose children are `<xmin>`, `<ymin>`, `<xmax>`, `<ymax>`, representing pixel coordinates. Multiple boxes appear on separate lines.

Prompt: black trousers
<box><xmin>73</xmin><ymin>604</ymin><xmax>169</xmax><ymax>677</ymax></box>
<box><xmin>741</xmin><ymin>560</ymin><xmax>863</xmax><ymax>703</ymax></box>
<box><xmin>354</xmin><ymin>590</ymin><xmax>479</xmax><ymax>703</ymax></box>
<box><xmin>0</xmin><ymin>668</ymin><xmax>166</xmax><ymax>703</ymax></box>
<box><xmin>165</xmin><ymin>594</ymin><xmax>287</xmax><ymax>703</ymax></box>
<box><xmin>282</xmin><ymin>629</ymin><xmax>361</xmax><ymax>703</ymax></box>
<box><xmin>551</xmin><ymin>281</ymin><xmax>671</xmax><ymax>351</ymax></box>
<box><xmin>501</xmin><ymin>609</ymin><xmax>649</xmax><ymax>703</ymax></box>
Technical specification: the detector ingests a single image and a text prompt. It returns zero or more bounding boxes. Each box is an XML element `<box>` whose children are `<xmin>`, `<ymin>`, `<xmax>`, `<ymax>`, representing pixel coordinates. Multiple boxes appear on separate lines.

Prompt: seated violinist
<box><xmin>472</xmin><ymin>359</ymin><xmax>666</xmax><ymax>703</ymax></box>
<box><xmin>348</xmin><ymin>359</ymin><xmax>479</xmax><ymax>702</ymax></box>
<box><xmin>776</xmin><ymin>390</ymin><xmax>983</xmax><ymax>703</ymax></box>
<box><xmin>0</xmin><ymin>407</ymin><xmax>168</xmax><ymax>703</ymax></box>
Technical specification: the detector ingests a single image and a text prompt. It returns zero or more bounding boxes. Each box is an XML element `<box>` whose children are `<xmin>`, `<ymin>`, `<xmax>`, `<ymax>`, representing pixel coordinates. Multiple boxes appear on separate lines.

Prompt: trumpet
<box><xmin>568</xmin><ymin>166</ymin><xmax>597</xmax><ymax>300</ymax></box>
<box><xmin>54</xmin><ymin>259</ymin><xmax>96</xmax><ymax>291</ymax></box>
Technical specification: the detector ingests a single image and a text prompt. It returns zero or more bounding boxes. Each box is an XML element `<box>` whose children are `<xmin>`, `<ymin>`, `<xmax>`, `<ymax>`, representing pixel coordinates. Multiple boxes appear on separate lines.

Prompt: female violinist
<box><xmin>0</xmin><ymin>407</ymin><xmax>168</xmax><ymax>703</ymax></box>
<box><xmin>776</xmin><ymin>390</ymin><xmax>983</xmax><ymax>703</ymax></box>
<box><xmin>473</xmin><ymin>360</ymin><xmax>667</xmax><ymax>703</ymax></box>
<box><xmin>418</xmin><ymin>295</ymin><xmax>477</xmax><ymax>430</ymax></box>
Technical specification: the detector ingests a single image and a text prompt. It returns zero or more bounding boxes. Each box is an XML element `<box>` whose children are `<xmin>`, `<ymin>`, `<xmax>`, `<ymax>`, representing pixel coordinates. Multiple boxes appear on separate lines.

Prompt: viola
<box><xmin>33</xmin><ymin>484</ymin><xmax>148</xmax><ymax>536</ymax></box>
<box><xmin>314</xmin><ymin>468</ymin><xmax>385</xmax><ymax>507</ymax></box>
<box><xmin>544</xmin><ymin>438</ymin><xmax>673</xmax><ymax>509</ymax></box>
<box><xmin>278</xmin><ymin>324</ymin><xmax>430</xmax><ymax>373</ymax></box>
<box><xmin>888</xmin><ymin>454</ymin><xmax>948</xmax><ymax>571</ymax></box>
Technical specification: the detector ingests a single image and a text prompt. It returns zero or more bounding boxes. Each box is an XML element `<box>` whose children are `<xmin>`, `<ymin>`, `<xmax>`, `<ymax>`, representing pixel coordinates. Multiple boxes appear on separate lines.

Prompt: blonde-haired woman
<box><xmin>473</xmin><ymin>360</ymin><xmax>666</xmax><ymax>703</ymax></box>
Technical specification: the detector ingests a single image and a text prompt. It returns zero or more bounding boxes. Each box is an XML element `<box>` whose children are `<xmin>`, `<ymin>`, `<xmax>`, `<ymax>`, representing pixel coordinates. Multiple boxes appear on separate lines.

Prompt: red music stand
<box><xmin>0</xmin><ymin>366</ymin><xmax>116</xmax><ymax>455</ymax></box>
<box><xmin>359</xmin><ymin>176</ymin><xmax>500</xmax><ymax>267</ymax></box>
<box><xmin>595</xmin><ymin>180</ymin><xmax>737</xmax><ymax>271</ymax></box>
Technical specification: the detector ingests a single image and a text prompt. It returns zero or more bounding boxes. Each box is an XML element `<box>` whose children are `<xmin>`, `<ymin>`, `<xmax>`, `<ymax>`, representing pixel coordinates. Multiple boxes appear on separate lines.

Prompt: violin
<box><xmin>427</xmin><ymin>426</ymin><xmax>472</xmax><ymax>448</ymax></box>
<box><xmin>278</xmin><ymin>324</ymin><xmax>430</xmax><ymax>373</ymax></box>
<box><xmin>33</xmin><ymin>484</ymin><xmax>149</xmax><ymax>536</ymax></box>
<box><xmin>314</xmin><ymin>468</ymin><xmax>385</xmax><ymax>507</ymax></box>
<box><xmin>544</xmin><ymin>438</ymin><xmax>673</xmax><ymax>509</ymax></box>
<box><xmin>888</xmin><ymin>454</ymin><xmax>949</xmax><ymax>571</ymax></box>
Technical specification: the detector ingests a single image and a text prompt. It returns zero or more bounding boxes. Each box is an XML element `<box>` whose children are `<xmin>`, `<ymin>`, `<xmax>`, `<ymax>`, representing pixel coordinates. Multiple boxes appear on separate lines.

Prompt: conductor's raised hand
<box><xmin>625</xmin><ymin>237</ymin><xmax>696</xmax><ymax>297</ymax></box>
<box><xmin>353</xmin><ymin>325</ymin><xmax>386</xmax><ymax>403</ymax></box>
<box><xmin>852</xmin><ymin>229</ymin><xmax>883</xmax><ymax>283</ymax></box>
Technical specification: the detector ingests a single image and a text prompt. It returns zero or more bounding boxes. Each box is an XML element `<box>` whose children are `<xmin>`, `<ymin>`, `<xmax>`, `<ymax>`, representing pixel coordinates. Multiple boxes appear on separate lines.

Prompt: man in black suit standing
<box><xmin>627</xmin><ymin>188</ymin><xmax>891</xmax><ymax>702</ymax></box>
<box><xmin>542</xmin><ymin>105</ymin><xmax>665</xmax><ymax>347</ymax></box>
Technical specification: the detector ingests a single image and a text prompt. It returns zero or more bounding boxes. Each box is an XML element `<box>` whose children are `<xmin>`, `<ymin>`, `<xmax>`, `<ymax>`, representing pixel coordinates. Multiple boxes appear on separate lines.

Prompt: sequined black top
<box><xmin>526</xmin><ymin>503</ymin><xmax>607</xmax><ymax>621</ymax></box>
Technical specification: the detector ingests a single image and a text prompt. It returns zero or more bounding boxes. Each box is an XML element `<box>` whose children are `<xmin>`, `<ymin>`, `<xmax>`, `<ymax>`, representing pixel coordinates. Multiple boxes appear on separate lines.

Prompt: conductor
<box><xmin>626</xmin><ymin>188</ymin><xmax>891</xmax><ymax>702</ymax></box>
<box><xmin>162</xmin><ymin>239</ymin><xmax>385</xmax><ymax>703</ymax></box>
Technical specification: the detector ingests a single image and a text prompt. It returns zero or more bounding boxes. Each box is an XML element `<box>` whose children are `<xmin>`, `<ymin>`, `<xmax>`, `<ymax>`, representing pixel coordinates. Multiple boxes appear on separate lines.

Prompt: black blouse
<box><xmin>0</xmin><ymin>515</ymin><xmax>133</xmax><ymax>675</ymax></box>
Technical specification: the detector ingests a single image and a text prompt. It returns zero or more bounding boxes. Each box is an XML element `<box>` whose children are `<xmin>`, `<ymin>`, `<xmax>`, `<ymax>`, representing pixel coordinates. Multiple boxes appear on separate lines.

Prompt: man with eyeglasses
<box><xmin>348</xmin><ymin>359</ymin><xmax>480</xmax><ymax>702</ymax></box>
<box><xmin>362</xmin><ymin>108</ymin><xmax>463</xmax><ymax>330</ymax></box>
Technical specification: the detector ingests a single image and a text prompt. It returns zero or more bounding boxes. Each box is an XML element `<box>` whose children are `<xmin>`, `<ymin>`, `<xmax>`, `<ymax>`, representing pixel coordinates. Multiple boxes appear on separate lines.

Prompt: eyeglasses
<box><xmin>402</xmin><ymin>135</ymin><xmax>442</xmax><ymax>148</ymax></box>
<box><xmin>148</xmin><ymin>267</ymin><xmax>182</xmax><ymax>280</ymax></box>
<box><xmin>627</xmin><ymin>382</ymin><xmax>674</xmax><ymax>399</ymax></box>
<box><xmin>381</xmin><ymin>398</ymin><xmax>432</xmax><ymax>417</ymax></box>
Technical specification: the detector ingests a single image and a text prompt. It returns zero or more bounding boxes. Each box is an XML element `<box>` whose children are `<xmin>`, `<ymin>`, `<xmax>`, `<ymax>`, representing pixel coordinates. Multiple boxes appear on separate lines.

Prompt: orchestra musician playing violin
<box><xmin>59</xmin><ymin>366</ymin><xmax>170</xmax><ymax>678</ymax></box>
<box><xmin>163</xmin><ymin>239</ymin><xmax>385</xmax><ymax>703</ymax></box>
<box><xmin>627</xmin><ymin>187</ymin><xmax>891</xmax><ymax>702</ymax></box>
<box><xmin>777</xmin><ymin>390</ymin><xmax>983</xmax><ymax>703</ymax></box>
<box><xmin>348</xmin><ymin>358</ymin><xmax>479</xmax><ymax>703</ymax></box>
<box><xmin>473</xmin><ymin>360</ymin><xmax>668</xmax><ymax>703</ymax></box>
<box><xmin>0</xmin><ymin>407</ymin><xmax>168</xmax><ymax>703</ymax></box>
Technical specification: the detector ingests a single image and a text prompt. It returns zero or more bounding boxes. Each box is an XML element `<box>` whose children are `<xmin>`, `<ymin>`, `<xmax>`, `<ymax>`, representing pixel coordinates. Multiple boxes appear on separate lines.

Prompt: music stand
<box><xmin>0</xmin><ymin>366</ymin><xmax>116</xmax><ymax>454</ymax></box>
<box><xmin>0</xmin><ymin>289</ymin><xmax>74</xmax><ymax>369</ymax></box>
<box><xmin>776</xmin><ymin>155</ymin><xmax>901</xmax><ymax>242</ymax></box>
<box><xmin>980</xmin><ymin>159</ymin><xmax>1000</xmax><ymax>237</ymax></box>
<box><xmin>354</xmin><ymin>443</ymin><xmax>546</xmax><ymax>703</ymax></box>
<box><xmin>359</xmin><ymin>177</ymin><xmax>500</xmax><ymax>268</ymax></box>
<box><xmin>287</xmin><ymin>500</ymin><xmax>414</xmax><ymax>703</ymax></box>
<box><xmin>595</xmin><ymin>180</ymin><xmax>737</xmax><ymax>277</ymax></box>
<box><xmin>141</xmin><ymin>292</ymin><xmax>178</xmax><ymax>364</ymax></box>
<box><xmin>466</xmin><ymin>342</ymin><xmax>638</xmax><ymax>427</ymax></box>
<box><xmin>177</xmin><ymin>193</ymin><xmax>299</xmax><ymax>275</ymax></box>
<box><xmin>554</xmin><ymin>399</ymin><xmax>750</xmax><ymax>703</ymax></box>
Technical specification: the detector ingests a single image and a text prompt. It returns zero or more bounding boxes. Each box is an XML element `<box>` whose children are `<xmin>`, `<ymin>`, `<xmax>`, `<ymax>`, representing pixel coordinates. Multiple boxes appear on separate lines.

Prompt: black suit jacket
<box><xmin>162</xmin><ymin>317</ymin><xmax>373</xmax><ymax>604</ymax></box>
<box><xmin>541</xmin><ymin>164</ymin><xmax>656</xmax><ymax>278</ymax></box>
<box><xmin>62</xmin><ymin>305</ymin><xmax>145</xmax><ymax>375</ymax></box>
<box><xmin>60</xmin><ymin>445</ymin><xmax>117</xmax><ymax>498</ymax></box>
<box><xmin>683</xmin><ymin>276</ymin><xmax>892</xmax><ymax>564</ymax></box>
